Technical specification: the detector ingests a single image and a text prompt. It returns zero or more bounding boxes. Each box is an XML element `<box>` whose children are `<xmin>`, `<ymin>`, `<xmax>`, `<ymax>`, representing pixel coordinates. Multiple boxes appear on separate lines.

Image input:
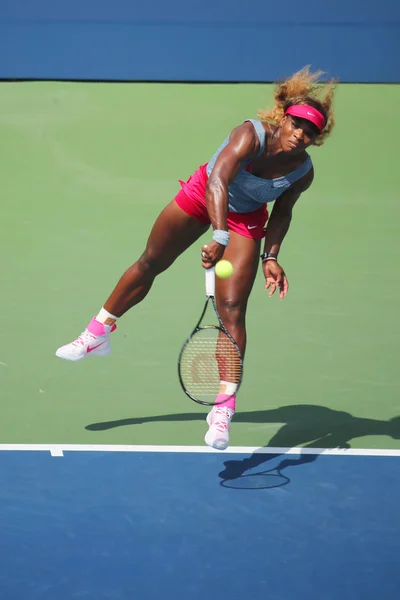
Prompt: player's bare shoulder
<box><xmin>228</xmin><ymin>121</ymin><xmax>261</xmax><ymax>158</ymax></box>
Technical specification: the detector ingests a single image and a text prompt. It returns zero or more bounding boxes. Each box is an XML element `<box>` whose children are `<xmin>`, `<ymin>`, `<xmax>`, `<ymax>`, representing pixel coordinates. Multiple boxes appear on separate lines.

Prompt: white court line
<box><xmin>0</xmin><ymin>444</ymin><xmax>400</xmax><ymax>458</ymax></box>
<box><xmin>49</xmin><ymin>448</ymin><xmax>64</xmax><ymax>457</ymax></box>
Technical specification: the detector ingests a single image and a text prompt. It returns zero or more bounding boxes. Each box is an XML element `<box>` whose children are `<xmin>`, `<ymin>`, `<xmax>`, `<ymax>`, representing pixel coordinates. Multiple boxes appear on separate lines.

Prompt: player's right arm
<box><xmin>206</xmin><ymin>122</ymin><xmax>260</xmax><ymax>232</ymax></box>
<box><xmin>202</xmin><ymin>122</ymin><xmax>260</xmax><ymax>267</ymax></box>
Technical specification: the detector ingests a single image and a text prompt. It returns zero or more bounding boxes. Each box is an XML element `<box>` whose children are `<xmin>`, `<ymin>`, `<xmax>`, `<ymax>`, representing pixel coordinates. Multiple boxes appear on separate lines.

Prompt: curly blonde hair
<box><xmin>257</xmin><ymin>66</ymin><xmax>337</xmax><ymax>146</ymax></box>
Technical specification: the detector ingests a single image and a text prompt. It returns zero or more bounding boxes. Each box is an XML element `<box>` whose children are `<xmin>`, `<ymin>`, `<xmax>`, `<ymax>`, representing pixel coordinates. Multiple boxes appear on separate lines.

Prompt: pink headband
<box><xmin>285</xmin><ymin>105</ymin><xmax>326</xmax><ymax>131</ymax></box>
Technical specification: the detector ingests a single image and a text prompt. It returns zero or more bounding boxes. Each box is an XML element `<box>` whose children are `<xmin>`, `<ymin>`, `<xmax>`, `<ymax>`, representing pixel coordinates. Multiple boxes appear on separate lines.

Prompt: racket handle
<box><xmin>205</xmin><ymin>266</ymin><xmax>215</xmax><ymax>297</ymax></box>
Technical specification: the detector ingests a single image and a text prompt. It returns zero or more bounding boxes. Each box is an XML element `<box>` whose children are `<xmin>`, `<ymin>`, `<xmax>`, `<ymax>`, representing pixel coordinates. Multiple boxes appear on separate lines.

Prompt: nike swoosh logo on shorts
<box><xmin>87</xmin><ymin>341</ymin><xmax>106</xmax><ymax>353</ymax></box>
<box><xmin>247</xmin><ymin>225</ymin><xmax>257</xmax><ymax>229</ymax></box>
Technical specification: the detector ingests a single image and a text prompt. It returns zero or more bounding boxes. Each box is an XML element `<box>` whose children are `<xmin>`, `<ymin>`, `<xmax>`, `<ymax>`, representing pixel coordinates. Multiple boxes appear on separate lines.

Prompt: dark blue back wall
<box><xmin>1</xmin><ymin>1</ymin><xmax>399</xmax><ymax>82</ymax></box>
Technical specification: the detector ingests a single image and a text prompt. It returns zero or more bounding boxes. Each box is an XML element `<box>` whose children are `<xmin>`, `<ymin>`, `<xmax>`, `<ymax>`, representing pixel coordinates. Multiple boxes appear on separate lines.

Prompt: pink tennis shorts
<box><xmin>174</xmin><ymin>164</ymin><xmax>268</xmax><ymax>240</ymax></box>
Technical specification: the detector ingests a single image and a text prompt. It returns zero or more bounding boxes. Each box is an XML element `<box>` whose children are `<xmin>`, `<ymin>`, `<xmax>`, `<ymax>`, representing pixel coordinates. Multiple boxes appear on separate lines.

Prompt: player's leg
<box><xmin>205</xmin><ymin>231</ymin><xmax>261</xmax><ymax>450</ymax></box>
<box><xmin>103</xmin><ymin>200</ymin><xmax>209</xmax><ymax>316</ymax></box>
<box><xmin>215</xmin><ymin>231</ymin><xmax>261</xmax><ymax>358</ymax></box>
<box><xmin>56</xmin><ymin>200</ymin><xmax>209</xmax><ymax>361</ymax></box>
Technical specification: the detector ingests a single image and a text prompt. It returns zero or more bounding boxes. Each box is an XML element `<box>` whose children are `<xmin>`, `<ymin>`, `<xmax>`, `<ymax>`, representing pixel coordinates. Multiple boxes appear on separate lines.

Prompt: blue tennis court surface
<box><xmin>1</xmin><ymin>449</ymin><xmax>399</xmax><ymax>600</ymax></box>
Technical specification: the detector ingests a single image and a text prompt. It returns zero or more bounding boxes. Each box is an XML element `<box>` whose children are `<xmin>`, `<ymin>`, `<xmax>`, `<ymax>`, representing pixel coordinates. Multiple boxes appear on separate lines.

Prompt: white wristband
<box><xmin>213</xmin><ymin>230</ymin><xmax>230</xmax><ymax>246</ymax></box>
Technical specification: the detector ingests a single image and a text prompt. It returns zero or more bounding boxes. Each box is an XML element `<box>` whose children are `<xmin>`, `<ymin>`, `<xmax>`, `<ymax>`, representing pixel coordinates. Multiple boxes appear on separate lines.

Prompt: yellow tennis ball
<box><xmin>215</xmin><ymin>260</ymin><xmax>233</xmax><ymax>279</ymax></box>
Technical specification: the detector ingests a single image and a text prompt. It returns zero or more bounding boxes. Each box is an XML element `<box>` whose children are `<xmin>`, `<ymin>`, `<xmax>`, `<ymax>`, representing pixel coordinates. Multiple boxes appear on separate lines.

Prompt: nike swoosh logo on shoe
<box><xmin>87</xmin><ymin>342</ymin><xmax>106</xmax><ymax>353</ymax></box>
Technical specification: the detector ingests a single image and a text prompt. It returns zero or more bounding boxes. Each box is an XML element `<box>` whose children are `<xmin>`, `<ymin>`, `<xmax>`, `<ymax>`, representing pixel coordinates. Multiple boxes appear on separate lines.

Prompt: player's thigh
<box><xmin>144</xmin><ymin>200</ymin><xmax>209</xmax><ymax>265</ymax></box>
<box><xmin>215</xmin><ymin>231</ymin><xmax>261</xmax><ymax>308</ymax></box>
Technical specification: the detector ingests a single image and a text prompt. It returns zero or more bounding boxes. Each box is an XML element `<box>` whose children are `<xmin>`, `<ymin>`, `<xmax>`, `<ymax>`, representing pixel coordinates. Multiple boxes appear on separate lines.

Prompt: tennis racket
<box><xmin>178</xmin><ymin>266</ymin><xmax>243</xmax><ymax>406</ymax></box>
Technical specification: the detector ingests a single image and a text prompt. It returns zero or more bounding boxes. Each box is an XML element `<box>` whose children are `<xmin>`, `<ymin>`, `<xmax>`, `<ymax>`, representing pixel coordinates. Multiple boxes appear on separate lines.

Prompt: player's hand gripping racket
<box><xmin>178</xmin><ymin>267</ymin><xmax>243</xmax><ymax>406</ymax></box>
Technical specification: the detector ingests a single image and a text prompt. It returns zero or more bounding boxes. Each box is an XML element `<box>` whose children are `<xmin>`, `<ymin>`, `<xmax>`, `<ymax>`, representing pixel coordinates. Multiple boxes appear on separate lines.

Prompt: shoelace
<box><xmin>212</xmin><ymin>408</ymin><xmax>233</xmax><ymax>433</ymax></box>
<box><xmin>72</xmin><ymin>330</ymin><xmax>98</xmax><ymax>347</ymax></box>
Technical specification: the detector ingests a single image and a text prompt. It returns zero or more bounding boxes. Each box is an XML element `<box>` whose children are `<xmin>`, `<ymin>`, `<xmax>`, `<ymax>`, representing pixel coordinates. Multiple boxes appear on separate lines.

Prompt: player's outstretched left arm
<box><xmin>262</xmin><ymin>168</ymin><xmax>314</xmax><ymax>299</ymax></box>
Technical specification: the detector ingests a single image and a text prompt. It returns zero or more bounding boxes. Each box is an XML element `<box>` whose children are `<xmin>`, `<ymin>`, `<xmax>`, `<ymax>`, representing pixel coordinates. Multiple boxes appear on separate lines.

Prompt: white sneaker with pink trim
<box><xmin>56</xmin><ymin>318</ymin><xmax>116</xmax><ymax>362</ymax></box>
<box><xmin>204</xmin><ymin>406</ymin><xmax>235</xmax><ymax>451</ymax></box>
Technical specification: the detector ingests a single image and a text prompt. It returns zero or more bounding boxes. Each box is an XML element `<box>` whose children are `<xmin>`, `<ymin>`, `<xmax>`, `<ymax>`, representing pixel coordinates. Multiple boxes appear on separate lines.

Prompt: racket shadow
<box><xmin>219</xmin><ymin>451</ymin><xmax>317</xmax><ymax>490</ymax></box>
<box><xmin>220</xmin><ymin>467</ymin><xmax>291</xmax><ymax>490</ymax></box>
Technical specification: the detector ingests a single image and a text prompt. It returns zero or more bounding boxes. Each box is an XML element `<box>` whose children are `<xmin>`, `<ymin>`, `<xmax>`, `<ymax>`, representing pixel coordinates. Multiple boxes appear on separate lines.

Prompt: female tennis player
<box><xmin>56</xmin><ymin>67</ymin><xmax>336</xmax><ymax>450</ymax></box>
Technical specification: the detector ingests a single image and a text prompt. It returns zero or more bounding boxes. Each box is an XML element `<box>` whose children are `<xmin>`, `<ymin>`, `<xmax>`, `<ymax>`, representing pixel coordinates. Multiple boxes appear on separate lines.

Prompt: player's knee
<box><xmin>137</xmin><ymin>250</ymin><xmax>169</xmax><ymax>276</ymax></box>
<box><xmin>219</xmin><ymin>297</ymin><xmax>246</xmax><ymax>325</ymax></box>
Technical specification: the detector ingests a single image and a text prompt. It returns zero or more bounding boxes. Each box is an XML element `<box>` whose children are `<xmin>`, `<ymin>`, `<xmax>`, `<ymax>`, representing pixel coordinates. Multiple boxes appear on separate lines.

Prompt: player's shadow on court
<box><xmin>86</xmin><ymin>405</ymin><xmax>400</xmax><ymax>488</ymax></box>
<box><xmin>221</xmin><ymin>406</ymin><xmax>400</xmax><ymax>489</ymax></box>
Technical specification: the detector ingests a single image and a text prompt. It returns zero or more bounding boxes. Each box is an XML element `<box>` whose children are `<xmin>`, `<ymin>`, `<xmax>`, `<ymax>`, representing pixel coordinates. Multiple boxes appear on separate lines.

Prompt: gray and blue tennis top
<box><xmin>206</xmin><ymin>119</ymin><xmax>313</xmax><ymax>213</ymax></box>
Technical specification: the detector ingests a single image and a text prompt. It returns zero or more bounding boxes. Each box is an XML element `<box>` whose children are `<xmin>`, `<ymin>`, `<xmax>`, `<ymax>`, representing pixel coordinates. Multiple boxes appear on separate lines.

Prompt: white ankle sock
<box><xmin>96</xmin><ymin>307</ymin><xmax>119</xmax><ymax>326</ymax></box>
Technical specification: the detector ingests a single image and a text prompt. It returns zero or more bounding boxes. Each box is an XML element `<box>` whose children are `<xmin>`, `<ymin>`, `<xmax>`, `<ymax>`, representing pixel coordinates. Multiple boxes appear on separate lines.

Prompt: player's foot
<box><xmin>55</xmin><ymin>318</ymin><xmax>116</xmax><ymax>362</ymax></box>
<box><xmin>204</xmin><ymin>406</ymin><xmax>234</xmax><ymax>451</ymax></box>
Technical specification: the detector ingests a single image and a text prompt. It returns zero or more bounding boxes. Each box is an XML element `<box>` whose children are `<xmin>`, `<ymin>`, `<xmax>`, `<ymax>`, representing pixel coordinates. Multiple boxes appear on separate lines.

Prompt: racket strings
<box><xmin>179</xmin><ymin>328</ymin><xmax>242</xmax><ymax>401</ymax></box>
